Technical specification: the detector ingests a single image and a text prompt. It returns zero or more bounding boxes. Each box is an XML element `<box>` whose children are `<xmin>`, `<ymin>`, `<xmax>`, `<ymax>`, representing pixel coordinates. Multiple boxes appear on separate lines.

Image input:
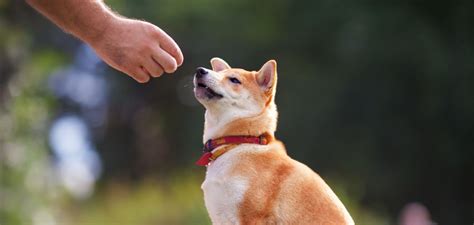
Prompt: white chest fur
<box><xmin>201</xmin><ymin>146</ymin><xmax>251</xmax><ymax>225</ymax></box>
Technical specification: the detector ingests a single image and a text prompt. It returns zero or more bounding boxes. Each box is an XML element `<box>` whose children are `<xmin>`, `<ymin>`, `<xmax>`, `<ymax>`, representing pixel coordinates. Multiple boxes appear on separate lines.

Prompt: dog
<box><xmin>193</xmin><ymin>58</ymin><xmax>354</xmax><ymax>225</ymax></box>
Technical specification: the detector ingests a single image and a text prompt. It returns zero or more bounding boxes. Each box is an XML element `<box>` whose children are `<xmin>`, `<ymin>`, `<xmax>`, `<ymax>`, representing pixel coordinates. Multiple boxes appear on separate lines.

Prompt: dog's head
<box><xmin>194</xmin><ymin>58</ymin><xmax>278</xmax><ymax>140</ymax></box>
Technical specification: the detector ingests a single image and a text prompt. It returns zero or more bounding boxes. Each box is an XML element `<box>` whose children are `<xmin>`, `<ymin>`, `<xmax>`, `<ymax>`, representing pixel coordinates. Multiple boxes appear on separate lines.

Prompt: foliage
<box><xmin>0</xmin><ymin>33</ymin><xmax>66</xmax><ymax>225</ymax></box>
<box><xmin>63</xmin><ymin>173</ymin><xmax>211</xmax><ymax>225</ymax></box>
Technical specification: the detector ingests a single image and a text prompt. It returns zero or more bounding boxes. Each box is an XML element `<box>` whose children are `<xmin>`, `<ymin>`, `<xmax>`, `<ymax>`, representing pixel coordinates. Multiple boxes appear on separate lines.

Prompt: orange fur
<box><xmin>224</xmin><ymin>128</ymin><xmax>352</xmax><ymax>224</ymax></box>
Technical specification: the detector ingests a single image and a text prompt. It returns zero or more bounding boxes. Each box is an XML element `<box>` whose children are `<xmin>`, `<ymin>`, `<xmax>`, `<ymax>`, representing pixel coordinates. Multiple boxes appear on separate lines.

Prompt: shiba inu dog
<box><xmin>193</xmin><ymin>58</ymin><xmax>354</xmax><ymax>225</ymax></box>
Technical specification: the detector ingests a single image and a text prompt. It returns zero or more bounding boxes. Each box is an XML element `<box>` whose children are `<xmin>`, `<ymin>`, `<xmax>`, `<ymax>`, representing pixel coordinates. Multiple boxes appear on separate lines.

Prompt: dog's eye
<box><xmin>229</xmin><ymin>77</ymin><xmax>241</xmax><ymax>84</ymax></box>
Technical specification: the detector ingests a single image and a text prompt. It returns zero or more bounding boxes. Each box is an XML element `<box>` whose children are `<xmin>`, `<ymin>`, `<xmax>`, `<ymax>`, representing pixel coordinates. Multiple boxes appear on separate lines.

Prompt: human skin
<box><xmin>26</xmin><ymin>0</ymin><xmax>184</xmax><ymax>83</ymax></box>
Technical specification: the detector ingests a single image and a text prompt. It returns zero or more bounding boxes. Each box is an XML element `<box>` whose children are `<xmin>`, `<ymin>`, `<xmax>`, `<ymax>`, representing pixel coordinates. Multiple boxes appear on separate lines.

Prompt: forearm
<box><xmin>26</xmin><ymin>0</ymin><xmax>116</xmax><ymax>43</ymax></box>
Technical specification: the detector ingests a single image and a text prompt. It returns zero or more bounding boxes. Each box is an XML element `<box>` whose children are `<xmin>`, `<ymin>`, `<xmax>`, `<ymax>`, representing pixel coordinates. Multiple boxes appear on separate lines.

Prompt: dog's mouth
<box><xmin>195</xmin><ymin>82</ymin><xmax>223</xmax><ymax>99</ymax></box>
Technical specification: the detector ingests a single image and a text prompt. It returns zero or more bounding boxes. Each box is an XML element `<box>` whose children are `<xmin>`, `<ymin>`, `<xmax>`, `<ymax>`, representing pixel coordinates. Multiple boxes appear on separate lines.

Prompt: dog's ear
<box><xmin>257</xmin><ymin>60</ymin><xmax>277</xmax><ymax>93</ymax></box>
<box><xmin>210</xmin><ymin>57</ymin><xmax>231</xmax><ymax>72</ymax></box>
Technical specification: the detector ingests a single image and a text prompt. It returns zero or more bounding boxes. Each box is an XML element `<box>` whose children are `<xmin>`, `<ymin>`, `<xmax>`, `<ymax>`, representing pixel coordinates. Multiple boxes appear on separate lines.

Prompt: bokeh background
<box><xmin>1</xmin><ymin>0</ymin><xmax>473</xmax><ymax>224</ymax></box>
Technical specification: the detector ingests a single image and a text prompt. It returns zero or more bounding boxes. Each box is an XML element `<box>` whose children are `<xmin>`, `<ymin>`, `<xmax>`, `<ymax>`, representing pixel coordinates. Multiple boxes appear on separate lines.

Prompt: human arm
<box><xmin>26</xmin><ymin>0</ymin><xmax>184</xmax><ymax>83</ymax></box>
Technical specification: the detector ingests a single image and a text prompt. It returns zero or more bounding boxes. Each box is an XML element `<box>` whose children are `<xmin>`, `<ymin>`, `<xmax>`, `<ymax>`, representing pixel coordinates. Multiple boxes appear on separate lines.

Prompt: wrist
<box><xmin>76</xmin><ymin>3</ymin><xmax>117</xmax><ymax>45</ymax></box>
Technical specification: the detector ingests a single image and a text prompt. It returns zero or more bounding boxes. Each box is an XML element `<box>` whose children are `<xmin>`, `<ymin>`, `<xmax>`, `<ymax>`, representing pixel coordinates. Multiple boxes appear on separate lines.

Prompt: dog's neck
<box><xmin>203</xmin><ymin>103</ymin><xmax>278</xmax><ymax>143</ymax></box>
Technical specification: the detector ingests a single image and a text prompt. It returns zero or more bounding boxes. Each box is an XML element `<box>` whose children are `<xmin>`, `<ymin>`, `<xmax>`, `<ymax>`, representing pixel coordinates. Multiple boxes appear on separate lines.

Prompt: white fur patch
<box><xmin>202</xmin><ymin>147</ymin><xmax>248</xmax><ymax>225</ymax></box>
<box><xmin>202</xmin><ymin>144</ymin><xmax>273</xmax><ymax>224</ymax></box>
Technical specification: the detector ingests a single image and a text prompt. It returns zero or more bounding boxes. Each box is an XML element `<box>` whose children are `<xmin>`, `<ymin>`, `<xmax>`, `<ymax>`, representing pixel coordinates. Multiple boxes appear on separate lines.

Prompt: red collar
<box><xmin>196</xmin><ymin>134</ymin><xmax>270</xmax><ymax>166</ymax></box>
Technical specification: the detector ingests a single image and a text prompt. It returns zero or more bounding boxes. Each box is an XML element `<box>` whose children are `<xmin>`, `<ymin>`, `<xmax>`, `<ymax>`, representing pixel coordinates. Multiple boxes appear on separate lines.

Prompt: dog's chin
<box><xmin>194</xmin><ymin>84</ymin><xmax>223</xmax><ymax>101</ymax></box>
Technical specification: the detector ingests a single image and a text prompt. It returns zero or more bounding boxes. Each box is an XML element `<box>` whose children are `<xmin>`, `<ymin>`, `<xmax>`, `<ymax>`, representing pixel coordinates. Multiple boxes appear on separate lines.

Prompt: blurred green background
<box><xmin>1</xmin><ymin>0</ymin><xmax>473</xmax><ymax>224</ymax></box>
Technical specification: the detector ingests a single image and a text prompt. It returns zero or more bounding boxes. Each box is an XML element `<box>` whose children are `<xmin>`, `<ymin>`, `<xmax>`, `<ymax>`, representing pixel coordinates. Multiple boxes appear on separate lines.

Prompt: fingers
<box><xmin>132</xmin><ymin>48</ymin><xmax>174</xmax><ymax>82</ymax></box>
<box><xmin>130</xmin><ymin>66</ymin><xmax>150</xmax><ymax>83</ymax></box>
<box><xmin>142</xmin><ymin>45</ymin><xmax>175</xmax><ymax>76</ymax></box>
<box><xmin>154</xmin><ymin>27</ymin><xmax>184</xmax><ymax>66</ymax></box>
<box><xmin>152</xmin><ymin>47</ymin><xmax>177</xmax><ymax>74</ymax></box>
<box><xmin>142</xmin><ymin>57</ymin><xmax>165</xmax><ymax>78</ymax></box>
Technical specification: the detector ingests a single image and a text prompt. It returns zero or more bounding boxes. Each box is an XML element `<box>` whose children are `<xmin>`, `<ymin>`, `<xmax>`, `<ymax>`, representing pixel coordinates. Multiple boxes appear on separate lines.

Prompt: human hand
<box><xmin>89</xmin><ymin>16</ymin><xmax>184</xmax><ymax>83</ymax></box>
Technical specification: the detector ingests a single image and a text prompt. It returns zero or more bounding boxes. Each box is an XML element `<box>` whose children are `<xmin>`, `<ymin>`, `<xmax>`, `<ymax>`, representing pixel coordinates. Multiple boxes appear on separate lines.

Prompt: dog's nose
<box><xmin>195</xmin><ymin>67</ymin><xmax>208</xmax><ymax>79</ymax></box>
